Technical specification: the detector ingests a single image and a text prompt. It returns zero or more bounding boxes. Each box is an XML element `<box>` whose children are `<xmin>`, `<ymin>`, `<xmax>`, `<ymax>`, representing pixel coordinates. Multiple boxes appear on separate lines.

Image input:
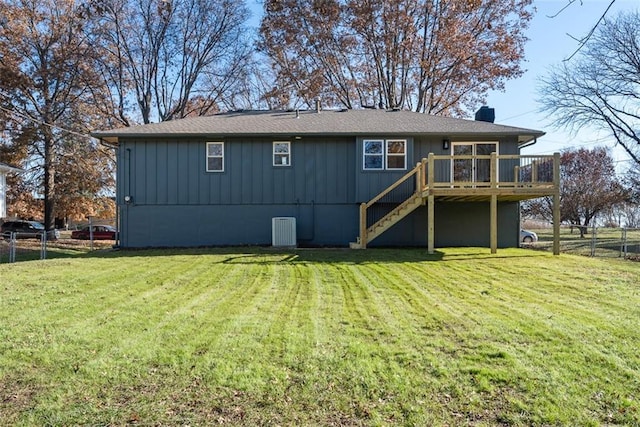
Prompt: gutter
<box><xmin>97</xmin><ymin>136</ymin><xmax>119</xmax><ymax>148</ymax></box>
<box><xmin>518</xmin><ymin>136</ymin><xmax>538</xmax><ymax>150</ymax></box>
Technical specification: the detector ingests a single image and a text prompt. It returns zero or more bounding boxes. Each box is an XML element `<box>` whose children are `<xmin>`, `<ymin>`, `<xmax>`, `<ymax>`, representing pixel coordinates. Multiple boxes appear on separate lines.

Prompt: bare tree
<box><xmin>259</xmin><ymin>0</ymin><xmax>533</xmax><ymax>115</ymax></box>
<box><xmin>547</xmin><ymin>0</ymin><xmax>617</xmax><ymax>61</ymax></box>
<box><xmin>539</xmin><ymin>10</ymin><xmax>640</xmax><ymax>166</ymax></box>
<box><xmin>92</xmin><ymin>0</ymin><xmax>252</xmax><ymax>124</ymax></box>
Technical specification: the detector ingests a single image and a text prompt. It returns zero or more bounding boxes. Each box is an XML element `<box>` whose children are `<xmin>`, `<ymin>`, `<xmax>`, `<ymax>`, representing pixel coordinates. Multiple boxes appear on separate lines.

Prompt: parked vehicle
<box><xmin>71</xmin><ymin>225</ymin><xmax>117</xmax><ymax>240</ymax></box>
<box><xmin>1</xmin><ymin>220</ymin><xmax>60</xmax><ymax>240</ymax></box>
<box><xmin>520</xmin><ymin>229</ymin><xmax>538</xmax><ymax>243</ymax></box>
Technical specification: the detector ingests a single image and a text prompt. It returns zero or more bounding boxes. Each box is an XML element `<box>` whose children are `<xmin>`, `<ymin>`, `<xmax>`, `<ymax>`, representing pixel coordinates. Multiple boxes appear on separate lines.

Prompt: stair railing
<box><xmin>359</xmin><ymin>160</ymin><xmax>427</xmax><ymax>248</ymax></box>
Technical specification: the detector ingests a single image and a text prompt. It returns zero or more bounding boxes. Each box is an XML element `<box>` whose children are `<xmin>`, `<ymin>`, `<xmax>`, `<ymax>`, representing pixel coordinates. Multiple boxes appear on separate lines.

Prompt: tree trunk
<box><xmin>43</xmin><ymin>130</ymin><xmax>56</xmax><ymax>231</ymax></box>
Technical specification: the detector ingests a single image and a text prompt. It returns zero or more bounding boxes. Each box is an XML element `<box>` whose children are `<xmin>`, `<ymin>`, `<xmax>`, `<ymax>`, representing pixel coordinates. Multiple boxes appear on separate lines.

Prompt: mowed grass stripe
<box><xmin>342</xmin><ymin>253</ymin><xmax>640</xmax><ymax>425</ymax></box>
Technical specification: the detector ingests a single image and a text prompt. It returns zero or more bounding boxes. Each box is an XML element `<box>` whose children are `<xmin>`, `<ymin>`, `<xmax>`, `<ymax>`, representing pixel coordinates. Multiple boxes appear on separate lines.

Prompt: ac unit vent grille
<box><xmin>272</xmin><ymin>217</ymin><xmax>297</xmax><ymax>247</ymax></box>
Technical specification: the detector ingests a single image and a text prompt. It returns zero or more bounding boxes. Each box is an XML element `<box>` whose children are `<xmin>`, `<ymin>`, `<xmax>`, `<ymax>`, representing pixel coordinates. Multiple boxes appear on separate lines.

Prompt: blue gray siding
<box><xmin>120</xmin><ymin>136</ymin><xmax>356</xmax><ymax>206</ymax></box>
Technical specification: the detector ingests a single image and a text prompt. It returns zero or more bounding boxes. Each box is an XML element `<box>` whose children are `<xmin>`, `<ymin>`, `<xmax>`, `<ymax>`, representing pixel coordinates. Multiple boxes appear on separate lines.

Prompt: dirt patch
<box><xmin>0</xmin><ymin>376</ymin><xmax>44</xmax><ymax>424</ymax></box>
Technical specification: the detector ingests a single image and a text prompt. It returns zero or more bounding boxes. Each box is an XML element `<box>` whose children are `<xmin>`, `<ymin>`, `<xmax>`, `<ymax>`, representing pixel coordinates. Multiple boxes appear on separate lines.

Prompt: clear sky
<box><xmin>248</xmin><ymin>0</ymin><xmax>638</xmax><ymax>169</ymax></box>
<box><xmin>486</xmin><ymin>0</ymin><xmax>637</xmax><ymax>169</ymax></box>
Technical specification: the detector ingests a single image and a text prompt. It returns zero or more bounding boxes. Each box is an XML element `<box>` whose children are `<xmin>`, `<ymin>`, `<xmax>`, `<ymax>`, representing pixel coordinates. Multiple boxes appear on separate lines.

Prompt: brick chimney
<box><xmin>475</xmin><ymin>106</ymin><xmax>495</xmax><ymax>123</ymax></box>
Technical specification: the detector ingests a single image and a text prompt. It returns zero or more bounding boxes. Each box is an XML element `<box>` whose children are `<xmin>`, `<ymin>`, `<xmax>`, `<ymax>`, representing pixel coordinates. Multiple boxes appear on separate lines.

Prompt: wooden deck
<box><xmin>352</xmin><ymin>152</ymin><xmax>561</xmax><ymax>255</ymax></box>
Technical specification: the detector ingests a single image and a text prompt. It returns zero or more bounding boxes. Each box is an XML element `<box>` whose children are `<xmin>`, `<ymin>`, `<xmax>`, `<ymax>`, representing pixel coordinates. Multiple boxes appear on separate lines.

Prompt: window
<box><xmin>386</xmin><ymin>140</ymin><xmax>406</xmax><ymax>170</ymax></box>
<box><xmin>363</xmin><ymin>139</ymin><xmax>406</xmax><ymax>170</ymax></box>
<box><xmin>273</xmin><ymin>141</ymin><xmax>291</xmax><ymax>166</ymax></box>
<box><xmin>363</xmin><ymin>140</ymin><xmax>384</xmax><ymax>170</ymax></box>
<box><xmin>206</xmin><ymin>142</ymin><xmax>224</xmax><ymax>172</ymax></box>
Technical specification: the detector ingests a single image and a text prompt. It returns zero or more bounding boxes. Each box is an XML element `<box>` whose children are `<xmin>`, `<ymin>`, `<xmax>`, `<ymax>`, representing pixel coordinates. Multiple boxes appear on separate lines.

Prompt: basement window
<box><xmin>363</xmin><ymin>139</ymin><xmax>406</xmax><ymax>170</ymax></box>
<box><xmin>206</xmin><ymin>142</ymin><xmax>224</xmax><ymax>172</ymax></box>
<box><xmin>273</xmin><ymin>141</ymin><xmax>291</xmax><ymax>166</ymax></box>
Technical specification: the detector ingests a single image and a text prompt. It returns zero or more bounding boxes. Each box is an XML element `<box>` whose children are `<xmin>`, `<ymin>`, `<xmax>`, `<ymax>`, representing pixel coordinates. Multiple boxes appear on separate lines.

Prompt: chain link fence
<box><xmin>1</xmin><ymin>218</ymin><xmax>117</xmax><ymax>263</ymax></box>
<box><xmin>533</xmin><ymin>226</ymin><xmax>640</xmax><ymax>260</ymax></box>
<box><xmin>0</xmin><ymin>232</ymin><xmax>51</xmax><ymax>263</ymax></box>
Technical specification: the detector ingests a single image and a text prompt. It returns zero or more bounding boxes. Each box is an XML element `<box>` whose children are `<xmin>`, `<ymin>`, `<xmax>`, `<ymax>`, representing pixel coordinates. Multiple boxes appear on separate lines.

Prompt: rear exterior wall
<box><xmin>116</xmin><ymin>135</ymin><xmax>520</xmax><ymax>248</ymax></box>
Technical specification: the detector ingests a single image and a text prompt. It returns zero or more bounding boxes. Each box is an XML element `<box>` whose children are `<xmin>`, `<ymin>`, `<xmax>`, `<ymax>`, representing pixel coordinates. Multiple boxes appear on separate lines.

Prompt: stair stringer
<box><xmin>365</xmin><ymin>193</ymin><xmax>425</xmax><ymax>244</ymax></box>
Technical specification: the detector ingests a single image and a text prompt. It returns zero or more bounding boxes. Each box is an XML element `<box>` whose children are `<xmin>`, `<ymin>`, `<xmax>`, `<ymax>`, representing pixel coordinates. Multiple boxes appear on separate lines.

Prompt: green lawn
<box><xmin>1</xmin><ymin>248</ymin><xmax>639</xmax><ymax>426</ymax></box>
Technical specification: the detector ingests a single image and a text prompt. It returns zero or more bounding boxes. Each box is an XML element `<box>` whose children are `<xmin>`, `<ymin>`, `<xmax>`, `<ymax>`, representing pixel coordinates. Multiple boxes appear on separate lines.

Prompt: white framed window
<box><xmin>206</xmin><ymin>142</ymin><xmax>224</xmax><ymax>172</ymax></box>
<box><xmin>386</xmin><ymin>140</ymin><xmax>406</xmax><ymax>170</ymax></box>
<box><xmin>273</xmin><ymin>141</ymin><xmax>291</xmax><ymax>166</ymax></box>
<box><xmin>363</xmin><ymin>139</ymin><xmax>406</xmax><ymax>170</ymax></box>
<box><xmin>363</xmin><ymin>139</ymin><xmax>384</xmax><ymax>170</ymax></box>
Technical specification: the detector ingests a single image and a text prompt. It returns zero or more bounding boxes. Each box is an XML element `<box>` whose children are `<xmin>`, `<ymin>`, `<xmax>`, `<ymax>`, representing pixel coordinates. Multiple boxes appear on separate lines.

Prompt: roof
<box><xmin>0</xmin><ymin>162</ymin><xmax>22</xmax><ymax>173</ymax></box>
<box><xmin>92</xmin><ymin>109</ymin><xmax>544</xmax><ymax>145</ymax></box>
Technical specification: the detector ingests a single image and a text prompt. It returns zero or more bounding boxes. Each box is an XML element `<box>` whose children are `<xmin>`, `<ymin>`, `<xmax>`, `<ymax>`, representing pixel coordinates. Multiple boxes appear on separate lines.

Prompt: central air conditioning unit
<box><xmin>272</xmin><ymin>217</ymin><xmax>297</xmax><ymax>247</ymax></box>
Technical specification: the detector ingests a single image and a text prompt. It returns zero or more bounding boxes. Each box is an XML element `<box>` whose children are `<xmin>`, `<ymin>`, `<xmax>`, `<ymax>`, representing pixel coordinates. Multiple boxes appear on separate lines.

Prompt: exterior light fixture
<box><xmin>442</xmin><ymin>139</ymin><xmax>450</xmax><ymax>150</ymax></box>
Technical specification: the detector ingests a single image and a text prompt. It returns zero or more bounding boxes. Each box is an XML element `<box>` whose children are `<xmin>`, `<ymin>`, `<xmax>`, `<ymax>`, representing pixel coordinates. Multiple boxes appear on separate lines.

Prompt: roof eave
<box><xmin>92</xmin><ymin>130</ymin><xmax>546</xmax><ymax>141</ymax></box>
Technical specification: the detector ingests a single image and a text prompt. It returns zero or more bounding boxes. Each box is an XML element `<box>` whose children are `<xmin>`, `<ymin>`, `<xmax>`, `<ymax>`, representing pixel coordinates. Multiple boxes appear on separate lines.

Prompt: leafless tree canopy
<box><xmin>539</xmin><ymin>10</ymin><xmax>640</xmax><ymax>166</ymax></box>
<box><xmin>90</xmin><ymin>0</ymin><xmax>253</xmax><ymax>124</ymax></box>
<box><xmin>0</xmin><ymin>0</ymin><xmax>253</xmax><ymax>224</ymax></box>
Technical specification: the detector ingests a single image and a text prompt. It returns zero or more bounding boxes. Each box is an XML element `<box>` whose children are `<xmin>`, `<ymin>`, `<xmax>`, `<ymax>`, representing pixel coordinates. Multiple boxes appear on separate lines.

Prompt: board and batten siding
<box><xmin>119</xmin><ymin>136</ymin><xmax>357</xmax><ymax>207</ymax></box>
<box><xmin>121</xmin><ymin>135</ymin><xmax>520</xmax><ymax>208</ymax></box>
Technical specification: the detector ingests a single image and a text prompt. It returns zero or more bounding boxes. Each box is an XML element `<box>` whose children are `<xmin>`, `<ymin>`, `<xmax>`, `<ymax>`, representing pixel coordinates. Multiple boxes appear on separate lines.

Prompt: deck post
<box><xmin>427</xmin><ymin>153</ymin><xmax>435</xmax><ymax>188</ymax></box>
<box><xmin>490</xmin><ymin>194</ymin><xmax>497</xmax><ymax>254</ymax></box>
<box><xmin>428</xmin><ymin>194</ymin><xmax>435</xmax><ymax>254</ymax></box>
<box><xmin>359</xmin><ymin>202</ymin><xmax>368</xmax><ymax>249</ymax></box>
<box><xmin>490</xmin><ymin>152</ymin><xmax>497</xmax><ymax>188</ymax></box>
<box><xmin>553</xmin><ymin>152</ymin><xmax>561</xmax><ymax>255</ymax></box>
<box><xmin>489</xmin><ymin>152</ymin><xmax>498</xmax><ymax>254</ymax></box>
<box><xmin>427</xmin><ymin>153</ymin><xmax>435</xmax><ymax>254</ymax></box>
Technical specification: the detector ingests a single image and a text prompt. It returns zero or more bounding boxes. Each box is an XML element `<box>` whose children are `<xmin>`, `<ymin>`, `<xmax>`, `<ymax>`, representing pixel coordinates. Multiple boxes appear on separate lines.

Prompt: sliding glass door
<box><xmin>452</xmin><ymin>142</ymin><xmax>497</xmax><ymax>183</ymax></box>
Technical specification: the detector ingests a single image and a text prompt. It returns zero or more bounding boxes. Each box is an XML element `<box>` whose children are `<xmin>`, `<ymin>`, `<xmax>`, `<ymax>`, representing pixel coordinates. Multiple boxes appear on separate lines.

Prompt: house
<box><xmin>92</xmin><ymin>108</ymin><xmax>560</xmax><ymax>253</ymax></box>
<box><xmin>0</xmin><ymin>162</ymin><xmax>22</xmax><ymax>220</ymax></box>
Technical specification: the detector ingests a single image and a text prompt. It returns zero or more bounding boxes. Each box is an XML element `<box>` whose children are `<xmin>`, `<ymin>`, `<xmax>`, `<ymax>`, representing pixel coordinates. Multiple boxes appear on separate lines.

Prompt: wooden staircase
<box><xmin>350</xmin><ymin>160</ymin><xmax>428</xmax><ymax>249</ymax></box>
<box><xmin>362</xmin><ymin>192</ymin><xmax>425</xmax><ymax>244</ymax></box>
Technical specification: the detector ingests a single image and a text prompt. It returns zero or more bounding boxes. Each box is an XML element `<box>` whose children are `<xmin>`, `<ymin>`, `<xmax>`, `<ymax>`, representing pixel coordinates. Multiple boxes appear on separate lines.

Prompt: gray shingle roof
<box><xmin>92</xmin><ymin>109</ymin><xmax>544</xmax><ymax>144</ymax></box>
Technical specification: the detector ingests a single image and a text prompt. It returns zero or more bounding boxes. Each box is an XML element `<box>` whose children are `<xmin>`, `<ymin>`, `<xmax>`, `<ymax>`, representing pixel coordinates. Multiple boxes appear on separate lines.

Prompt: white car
<box><xmin>520</xmin><ymin>229</ymin><xmax>538</xmax><ymax>243</ymax></box>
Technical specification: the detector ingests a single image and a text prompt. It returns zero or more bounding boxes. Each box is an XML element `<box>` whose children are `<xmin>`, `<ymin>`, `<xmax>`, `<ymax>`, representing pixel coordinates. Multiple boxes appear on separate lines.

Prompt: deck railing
<box><xmin>428</xmin><ymin>153</ymin><xmax>558</xmax><ymax>189</ymax></box>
